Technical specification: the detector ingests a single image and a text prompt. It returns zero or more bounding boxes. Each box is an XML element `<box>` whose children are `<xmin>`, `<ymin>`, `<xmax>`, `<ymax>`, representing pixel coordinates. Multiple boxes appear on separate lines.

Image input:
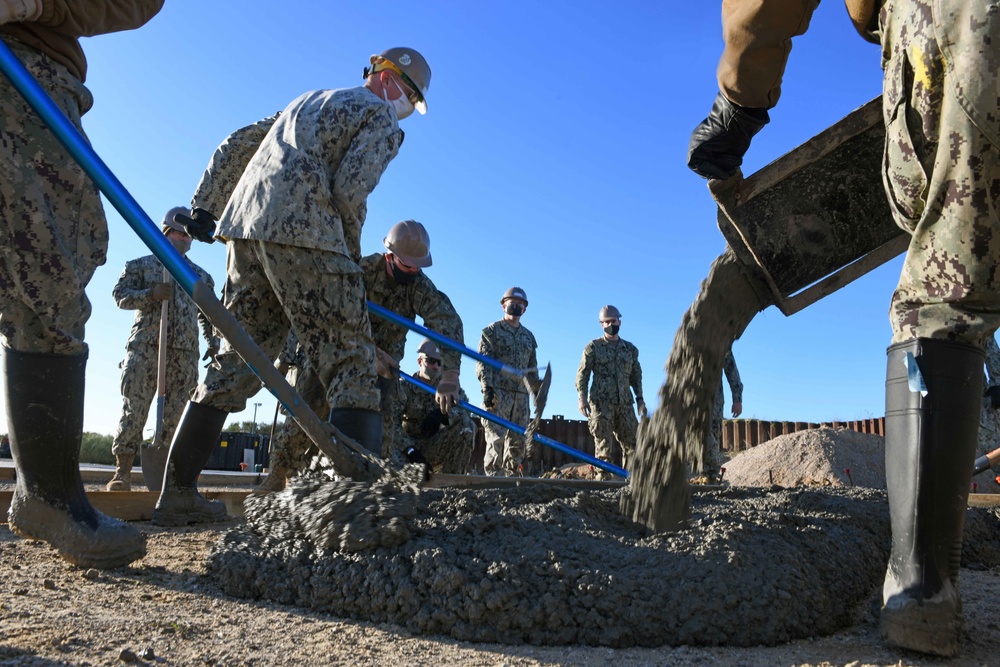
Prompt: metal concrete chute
<box><xmin>366</xmin><ymin>301</ymin><xmax>553</xmax><ymax>418</ymax></box>
<box><xmin>710</xmin><ymin>96</ymin><xmax>909</xmax><ymax>316</ymax></box>
<box><xmin>0</xmin><ymin>38</ymin><xmax>385</xmax><ymax>486</ymax></box>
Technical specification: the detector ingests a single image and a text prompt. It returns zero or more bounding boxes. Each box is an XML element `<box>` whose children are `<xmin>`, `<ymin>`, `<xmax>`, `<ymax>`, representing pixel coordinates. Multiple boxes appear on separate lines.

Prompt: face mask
<box><xmin>603</xmin><ymin>324</ymin><xmax>620</xmax><ymax>336</ymax></box>
<box><xmin>383</xmin><ymin>80</ymin><xmax>414</xmax><ymax>120</ymax></box>
<box><xmin>505</xmin><ymin>303</ymin><xmax>524</xmax><ymax>317</ymax></box>
<box><xmin>169</xmin><ymin>236</ymin><xmax>191</xmax><ymax>255</ymax></box>
<box><xmin>389</xmin><ymin>261</ymin><xmax>418</xmax><ymax>286</ymax></box>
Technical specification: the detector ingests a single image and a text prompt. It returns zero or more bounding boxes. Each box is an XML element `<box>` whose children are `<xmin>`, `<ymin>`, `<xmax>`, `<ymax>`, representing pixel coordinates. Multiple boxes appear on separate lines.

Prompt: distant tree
<box><xmin>80</xmin><ymin>432</ymin><xmax>115</xmax><ymax>465</ymax></box>
<box><xmin>227</xmin><ymin>420</ymin><xmax>273</xmax><ymax>435</ymax></box>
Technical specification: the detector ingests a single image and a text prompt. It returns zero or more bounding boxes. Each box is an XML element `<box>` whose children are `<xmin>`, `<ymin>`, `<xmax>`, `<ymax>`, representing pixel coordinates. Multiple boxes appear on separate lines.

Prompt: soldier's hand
<box><xmin>731</xmin><ymin>401</ymin><xmax>743</xmax><ymax>418</ymax></box>
<box><xmin>687</xmin><ymin>91</ymin><xmax>769</xmax><ymax>180</ymax></box>
<box><xmin>148</xmin><ymin>283</ymin><xmax>172</xmax><ymax>301</ymax></box>
<box><xmin>174</xmin><ymin>207</ymin><xmax>217</xmax><ymax>244</ymax></box>
<box><xmin>986</xmin><ymin>386</ymin><xmax>1000</xmax><ymax>410</ymax></box>
<box><xmin>0</xmin><ymin>0</ymin><xmax>41</xmax><ymax>25</ymax></box>
<box><xmin>578</xmin><ymin>399</ymin><xmax>590</xmax><ymax>418</ymax></box>
<box><xmin>203</xmin><ymin>339</ymin><xmax>220</xmax><ymax>367</ymax></box>
<box><xmin>636</xmin><ymin>398</ymin><xmax>647</xmax><ymax>420</ymax></box>
<box><xmin>436</xmin><ymin>369</ymin><xmax>461</xmax><ymax>414</ymax></box>
<box><xmin>419</xmin><ymin>410</ymin><xmax>446</xmax><ymax>438</ymax></box>
<box><xmin>375</xmin><ymin>347</ymin><xmax>398</xmax><ymax>379</ymax></box>
<box><xmin>483</xmin><ymin>386</ymin><xmax>497</xmax><ymax>410</ymax></box>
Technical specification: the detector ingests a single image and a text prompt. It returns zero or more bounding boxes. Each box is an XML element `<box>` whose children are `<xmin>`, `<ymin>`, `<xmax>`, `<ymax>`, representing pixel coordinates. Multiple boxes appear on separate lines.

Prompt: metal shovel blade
<box><xmin>140</xmin><ymin>443</ymin><xmax>169</xmax><ymax>492</ymax></box>
<box><xmin>530</xmin><ymin>362</ymin><xmax>552</xmax><ymax>418</ymax></box>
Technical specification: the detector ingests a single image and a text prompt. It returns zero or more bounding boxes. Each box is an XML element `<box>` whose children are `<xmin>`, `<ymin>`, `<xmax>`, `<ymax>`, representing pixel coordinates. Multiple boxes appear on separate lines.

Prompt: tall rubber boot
<box><xmin>250</xmin><ymin>464</ymin><xmax>289</xmax><ymax>496</ymax></box>
<box><xmin>4</xmin><ymin>349</ymin><xmax>146</xmax><ymax>568</ymax></box>
<box><xmin>152</xmin><ymin>401</ymin><xmax>229</xmax><ymax>526</ymax></box>
<box><xmin>880</xmin><ymin>338</ymin><xmax>984</xmax><ymax>657</ymax></box>
<box><xmin>106</xmin><ymin>452</ymin><xmax>133</xmax><ymax>491</ymax></box>
<box><xmin>329</xmin><ymin>407</ymin><xmax>383</xmax><ymax>456</ymax></box>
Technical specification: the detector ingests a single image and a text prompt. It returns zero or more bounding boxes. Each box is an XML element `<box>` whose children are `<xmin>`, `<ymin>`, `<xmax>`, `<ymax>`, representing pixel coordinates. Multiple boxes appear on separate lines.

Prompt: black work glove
<box><xmin>483</xmin><ymin>386</ymin><xmax>497</xmax><ymax>410</ymax></box>
<box><xmin>419</xmin><ymin>410</ymin><xmax>448</xmax><ymax>438</ymax></box>
<box><xmin>404</xmin><ymin>446</ymin><xmax>428</xmax><ymax>465</ymax></box>
<box><xmin>202</xmin><ymin>338</ymin><xmax>220</xmax><ymax>367</ymax></box>
<box><xmin>173</xmin><ymin>207</ymin><xmax>217</xmax><ymax>244</ymax></box>
<box><xmin>687</xmin><ymin>91</ymin><xmax>770</xmax><ymax>180</ymax></box>
<box><xmin>986</xmin><ymin>385</ymin><xmax>1000</xmax><ymax>410</ymax></box>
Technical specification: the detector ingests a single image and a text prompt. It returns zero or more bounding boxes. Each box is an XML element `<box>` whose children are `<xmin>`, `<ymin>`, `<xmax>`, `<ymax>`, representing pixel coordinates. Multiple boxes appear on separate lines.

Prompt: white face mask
<box><xmin>383</xmin><ymin>79</ymin><xmax>415</xmax><ymax>120</ymax></box>
<box><xmin>169</xmin><ymin>235</ymin><xmax>191</xmax><ymax>255</ymax></box>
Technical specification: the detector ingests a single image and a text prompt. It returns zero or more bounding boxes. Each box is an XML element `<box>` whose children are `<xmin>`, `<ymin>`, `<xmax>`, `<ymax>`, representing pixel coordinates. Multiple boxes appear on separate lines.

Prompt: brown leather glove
<box><xmin>436</xmin><ymin>369</ymin><xmax>461</xmax><ymax>413</ymax></box>
<box><xmin>148</xmin><ymin>283</ymin><xmax>172</xmax><ymax>301</ymax></box>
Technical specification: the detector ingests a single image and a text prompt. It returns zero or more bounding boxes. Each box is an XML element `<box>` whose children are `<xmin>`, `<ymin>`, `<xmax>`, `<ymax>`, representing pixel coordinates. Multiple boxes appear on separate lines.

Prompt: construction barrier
<box><xmin>721</xmin><ymin>417</ymin><xmax>885</xmax><ymax>452</ymax></box>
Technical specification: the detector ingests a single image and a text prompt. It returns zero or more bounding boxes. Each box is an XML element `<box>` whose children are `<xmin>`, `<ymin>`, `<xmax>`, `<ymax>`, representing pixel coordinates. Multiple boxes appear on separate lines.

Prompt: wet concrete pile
<box><xmin>211</xmin><ymin>479</ymin><xmax>899</xmax><ymax>648</ymax></box>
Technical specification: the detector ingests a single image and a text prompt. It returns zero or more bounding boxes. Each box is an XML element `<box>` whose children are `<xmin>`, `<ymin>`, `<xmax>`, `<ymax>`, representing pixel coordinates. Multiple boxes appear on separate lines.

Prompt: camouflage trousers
<box><xmin>0</xmin><ymin>39</ymin><xmax>106</xmax><ymax>355</ymax></box>
<box><xmin>587</xmin><ymin>400</ymin><xmax>638</xmax><ymax>469</ymax></box>
<box><xmin>482</xmin><ymin>389</ymin><xmax>530</xmax><ymax>475</ymax></box>
<box><xmin>882</xmin><ymin>0</ymin><xmax>1000</xmax><ymax>345</ymax></box>
<box><xmin>704</xmin><ymin>382</ymin><xmax>727</xmax><ymax>475</ymax></box>
<box><xmin>193</xmin><ymin>240</ymin><xmax>378</xmax><ymax>413</ymax></box>
<box><xmin>266</xmin><ymin>364</ymin><xmax>324</xmax><ymax>474</ymax></box>
<box><xmin>407</xmin><ymin>412</ymin><xmax>476</xmax><ymax>475</ymax></box>
<box><xmin>112</xmin><ymin>343</ymin><xmax>199</xmax><ymax>457</ymax></box>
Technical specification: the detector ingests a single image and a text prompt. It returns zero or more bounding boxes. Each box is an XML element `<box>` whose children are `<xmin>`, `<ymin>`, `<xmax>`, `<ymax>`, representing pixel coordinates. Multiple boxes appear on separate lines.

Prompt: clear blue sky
<box><xmin>2</xmin><ymin>1</ymin><xmax>897</xmax><ymax>438</ymax></box>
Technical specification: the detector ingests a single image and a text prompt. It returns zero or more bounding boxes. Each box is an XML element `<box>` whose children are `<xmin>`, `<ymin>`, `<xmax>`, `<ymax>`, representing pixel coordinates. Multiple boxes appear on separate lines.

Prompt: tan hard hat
<box><xmin>417</xmin><ymin>338</ymin><xmax>441</xmax><ymax>360</ymax></box>
<box><xmin>368</xmin><ymin>47</ymin><xmax>431</xmax><ymax>114</ymax></box>
<box><xmin>599</xmin><ymin>305</ymin><xmax>622</xmax><ymax>321</ymax></box>
<box><xmin>501</xmin><ymin>287</ymin><xmax>528</xmax><ymax>306</ymax></box>
<box><xmin>384</xmin><ymin>220</ymin><xmax>432</xmax><ymax>268</ymax></box>
<box><xmin>162</xmin><ymin>206</ymin><xmax>189</xmax><ymax>234</ymax></box>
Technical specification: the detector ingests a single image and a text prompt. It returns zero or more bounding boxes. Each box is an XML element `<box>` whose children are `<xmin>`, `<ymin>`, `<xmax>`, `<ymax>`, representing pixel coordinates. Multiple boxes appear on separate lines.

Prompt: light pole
<box><xmin>251</xmin><ymin>402</ymin><xmax>262</xmax><ymax>436</ymax></box>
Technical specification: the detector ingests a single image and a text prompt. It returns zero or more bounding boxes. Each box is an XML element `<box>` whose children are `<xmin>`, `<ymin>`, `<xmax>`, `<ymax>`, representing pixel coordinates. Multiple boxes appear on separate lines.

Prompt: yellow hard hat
<box><xmin>366</xmin><ymin>47</ymin><xmax>431</xmax><ymax>114</ymax></box>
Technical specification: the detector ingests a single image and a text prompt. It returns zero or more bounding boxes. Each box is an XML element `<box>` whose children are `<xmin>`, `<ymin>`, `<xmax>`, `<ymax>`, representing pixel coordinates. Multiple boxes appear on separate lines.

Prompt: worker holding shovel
<box><xmin>153</xmin><ymin>48</ymin><xmax>432</xmax><ymax>526</ymax></box>
<box><xmin>107</xmin><ymin>207</ymin><xmax>218</xmax><ymax>492</ymax></box>
<box><xmin>0</xmin><ymin>0</ymin><xmax>163</xmax><ymax>568</ymax></box>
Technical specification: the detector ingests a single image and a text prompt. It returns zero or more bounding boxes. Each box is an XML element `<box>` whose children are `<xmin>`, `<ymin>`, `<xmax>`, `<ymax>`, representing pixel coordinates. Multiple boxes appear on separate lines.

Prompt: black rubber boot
<box><xmin>880</xmin><ymin>338</ymin><xmax>984</xmax><ymax>657</ymax></box>
<box><xmin>4</xmin><ymin>349</ymin><xmax>146</xmax><ymax>568</ymax></box>
<box><xmin>329</xmin><ymin>407</ymin><xmax>383</xmax><ymax>456</ymax></box>
<box><xmin>152</xmin><ymin>401</ymin><xmax>230</xmax><ymax>526</ymax></box>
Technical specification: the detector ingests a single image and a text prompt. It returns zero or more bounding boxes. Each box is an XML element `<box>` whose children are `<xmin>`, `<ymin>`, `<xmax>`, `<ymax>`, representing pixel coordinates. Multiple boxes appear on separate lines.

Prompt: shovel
<box><xmin>367</xmin><ymin>301</ymin><xmax>553</xmax><ymax>418</ymax></box>
<box><xmin>0</xmin><ymin>39</ymin><xmax>385</xmax><ymax>484</ymax></box>
<box><xmin>399</xmin><ymin>370</ymin><xmax>627</xmax><ymax>478</ymax></box>
<box><xmin>140</xmin><ymin>266</ymin><xmax>171</xmax><ymax>491</ymax></box>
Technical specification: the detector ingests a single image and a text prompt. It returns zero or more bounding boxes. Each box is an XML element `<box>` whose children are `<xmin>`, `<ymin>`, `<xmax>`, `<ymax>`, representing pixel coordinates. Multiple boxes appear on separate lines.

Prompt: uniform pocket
<box><xmin>881</xmin><ymin>50</ymin><xmax>929</xmax><ymax>232</ymax></box>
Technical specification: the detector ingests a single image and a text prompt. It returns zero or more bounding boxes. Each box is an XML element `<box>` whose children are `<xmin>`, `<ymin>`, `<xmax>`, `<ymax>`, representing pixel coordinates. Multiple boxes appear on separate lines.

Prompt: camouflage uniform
<box><xmin>110</xmin><ymin>255</ymin><xmax>216</xmax><ymax>459</ymax></box>
<box><xmin>189</xmin><ymin>87</ymin><xmax>403</xmax><ymax>416</ymax></box>
<box><xmin>477</xmin><ymin>321</ymin><xmax>538</xmax><ymax>475</ymax></box>
<box><xmin>0</xmin><ymin>5</ymin><xmax>162</xmax><ymax>356</ymax></box>
<box><xmin>707</xmin><ymin>350</ymin><xmax>742</xmax><ymax>476</ymax></box>
<box><xmin>363</xmin><ymin>251</ymin><xmax>464</xmax><ymax>452</ymax></box>
<box><xmin>395</xmin><ymin>371</ymin><xmax>475</xmax><ymax>474</ymax></box>
<box><xmin>979</xmin><ymin>336</ymin><xmax>1000</xmax><ymax>462</ymax></box>
<box><xmin>576</xmin><ymin>336</ymin><xmax>643</xmax><ymax>468</ymax></box>
<box><xmin>266</xmin><ymin>332</ymin><xmax>323</xmax><ymax>475</ymax></box>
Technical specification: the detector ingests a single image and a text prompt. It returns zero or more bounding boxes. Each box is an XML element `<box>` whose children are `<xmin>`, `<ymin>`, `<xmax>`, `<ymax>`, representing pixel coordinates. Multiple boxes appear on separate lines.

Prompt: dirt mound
<box><xmin>723</xmin><ymin>427</ymin><xmax>886</xmax><ymax>489</ymax></box>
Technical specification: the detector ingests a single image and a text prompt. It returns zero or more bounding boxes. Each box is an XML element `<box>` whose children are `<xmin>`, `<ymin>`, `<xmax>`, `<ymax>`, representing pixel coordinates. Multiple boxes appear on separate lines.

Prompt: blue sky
<box><xmin>2</xmin><ymin>1</ymin><xmax>899</xmax><ymax>438</ymax></box>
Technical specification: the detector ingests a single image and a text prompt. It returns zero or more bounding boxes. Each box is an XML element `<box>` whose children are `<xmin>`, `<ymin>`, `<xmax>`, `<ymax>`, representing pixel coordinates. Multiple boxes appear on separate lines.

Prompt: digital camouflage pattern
<box><xmin>477</xmin><ymin>320</ymin><xmax>538</xmax><ymax>475</ymax></box>
<box><xmin>707</xmin><ymin>350</ymin><xmax>743</xmax><ymax>476</ymax></box>
<box><xmin>395</xmin><ymin>371</ymin><xmax>475</xmax><ymax>474</ymax></box>
<box><xmin>362</xmin><ymin>252</ymin><xmax>464</xmax><ymax>372</ymax></box>
<box><xmin>882</xmin><ymin>0</ymin><xmax>1000</xmax><ymax>344</ymax></box>
<box><xmin>576</xmin><ymin>336</ymin><xmax>643</xmax><ymax>468</ymax></box>
<box><xmin>979</xmin><ymin>336</ymin><xmax>1000</xmax><ymax>460</ymax></box>
<box><xmin>193</xmin><ymin>241</ymin><xmax>378</xmax><ymax>413</ymax></box>
<box><xmin>0</xmin><ymin>39</ymin><xmax>104</xmax><ymax>355</ymax></box>
<box><xmin>111</xmin><ymin>343</ymin><xmax>198</xmax><ymax>458</ymax></box>
<box><xmin>110</xmin><ymin>254</ymin><xmax>216</xmax><ymax>457</ymax></box>
<box><xmin>191</xmin><ymin>86</ymin><xmax>402</xmax><ymax>418</ymax></box>
<box><xmin>191</xmin><ymin>114</ymin><xmax>279</xmax><ymax>219</ymax></box>
<box><xmin>112</xmin><ymin>254</ymin><xmax>216</xmax><ymax>352</ymax></box>
<box><xmin>216</xmin><ymin>87</ymin><xmax>403</xmax><ymax>261</ymax></box>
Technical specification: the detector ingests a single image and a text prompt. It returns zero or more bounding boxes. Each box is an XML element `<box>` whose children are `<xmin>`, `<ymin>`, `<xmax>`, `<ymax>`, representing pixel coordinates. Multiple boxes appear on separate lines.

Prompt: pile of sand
<box><xmin>723</xmin><ymin>425</ymin><xmax>1000</xmax><ymax>494</ymax></box>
